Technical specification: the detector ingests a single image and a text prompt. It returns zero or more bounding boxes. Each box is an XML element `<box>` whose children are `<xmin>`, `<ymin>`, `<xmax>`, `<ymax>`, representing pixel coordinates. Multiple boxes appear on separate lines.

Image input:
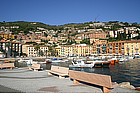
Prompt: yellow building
<box><xmin>75</xmin><ymin>44</ymin><xmax>91</xmax><ymax>57</ymax></box>
<box><xmin>93</xmin><ymin>39</ymin><xmax>107</xmax><ymax>55</ymax></box>
<box><xmin>22</xmin><ymin>44</ymin><xmax>48</xmax><ymax>57</ymax></box>
<box><xmin>60</xmin><ymin>45</ymin><xmax>74</xmax><ymax>57</ymax></box>
<box><xmin>58</xmin><ymin>44</ymin><xmax>92</xmax><ymax>57</ymax></box>
<box><xmin>57</xmin><ymin>40</ymin><xmax>140</xmax><ymax>57</ymax></box>
<box><xmin>55</xmin><ymin>46</ymin><xmax>61</xmax><ymax>56</ymax></box>
<box><xmin>0</xmin><ymin>33</ymin><xmax>15</xmax><ymax>40</ymax></box>
<box><xmin>107</xmin><ymin>40</ymin><xmax>140</xmax><ymax>56</ymax></box>
<box><xmin>124</xmin><ymin>40</ymin><xmax>140</xmax><ymax>56</ymax></box>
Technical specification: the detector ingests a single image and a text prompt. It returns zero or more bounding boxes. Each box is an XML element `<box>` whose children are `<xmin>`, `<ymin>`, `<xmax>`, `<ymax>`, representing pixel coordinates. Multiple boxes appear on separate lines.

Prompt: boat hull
<box><xmin>94</xmin><ymin>61</ymin><xmax>110</xmax><ymax>68</ymax></box>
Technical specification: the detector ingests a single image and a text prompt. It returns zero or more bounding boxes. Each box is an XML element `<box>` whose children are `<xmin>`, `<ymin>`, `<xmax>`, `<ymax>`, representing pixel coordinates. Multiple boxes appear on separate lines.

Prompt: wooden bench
<box><xmin>29</xmin><ymin>63</ymin><xmax>43</xmax><ymax>71</ymax></box>
<box><xmin>0</xmin><ymin>63</ymin><xmax>15</xmax><ymax>69</ymax></box>
<box><xmin>48</xmin><ymin>65</ymin><xmax>69</xmax><ymax>79</ymax></box>
<box><xmin>69</xmin><ymin>70</ymin><xmax>113</xmax><ymax>93</ymax></box>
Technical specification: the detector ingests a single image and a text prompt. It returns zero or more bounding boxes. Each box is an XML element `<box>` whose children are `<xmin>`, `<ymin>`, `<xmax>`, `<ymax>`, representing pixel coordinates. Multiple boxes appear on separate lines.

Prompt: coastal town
<box><xmin>0</xmin><ymin>21</ymin><xmax>140</xmax><ymax>58</ymax></box>
<box><xmin>0</xmin><ymin>21</ymin><xmax>140</xmax><ymax>93</ymax></box>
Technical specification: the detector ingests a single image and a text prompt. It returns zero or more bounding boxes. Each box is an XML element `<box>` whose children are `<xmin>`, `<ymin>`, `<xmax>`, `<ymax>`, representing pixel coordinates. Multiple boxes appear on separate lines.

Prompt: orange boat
<box><xmin>110</xmin><ymin>60</ymin><xmax>115</xmax><ymax>65</ymax></box>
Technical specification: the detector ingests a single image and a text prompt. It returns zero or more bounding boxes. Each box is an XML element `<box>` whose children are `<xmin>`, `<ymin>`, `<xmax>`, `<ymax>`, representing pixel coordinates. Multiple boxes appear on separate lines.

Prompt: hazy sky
<box><xmin>0</xmin><ymin>0</ymin><xmax>140</xmax><ymax>25</ymax></box>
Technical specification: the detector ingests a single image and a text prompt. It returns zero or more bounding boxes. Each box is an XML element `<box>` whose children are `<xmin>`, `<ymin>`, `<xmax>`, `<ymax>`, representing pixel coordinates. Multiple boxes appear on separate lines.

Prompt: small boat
<box><xmin>51</xmin><ymin>58</ymin><xmax>69</xmax><ymax>63</ymax></box>
<box><xmin>87</xmin><ymin>60</ymin><xmax>111</xmax><ymax>68</ymax></box>
<box><xmin>127</xmin><ymin>56</ymin><xmax>134</xmax><ymax>60</ymax></box>
<box><xmin>18</xmin><ymin>58</ymin><xmax>38</xmax><ymax>65</ymax></box>
<box><xmin>119</xmin><ymin>57</ymin><xmax>128</xmax><ymax>62</ymax></box>
<box><xmin>95</xmin><ymin>61</ymin><xmax>110</xmax><ymax>68</ymax></box>
<box><xmin>45</xmin><ymin>59</ymin><xmax>52</xmax><ymax>64</ymax></box>
<box><xmin>108</xmin><ymin>57</ymin><xmax>119</xmax><ymax>65</ymax></box>
<box><xmin>69</xmin><ymin>60</ymin><xmax>95</xmax><ymax>68</ymax></box>
<box><xmin>134</xmin><ymin>55</ymin><xmax>140</xmax><ymax>59</ymax></box>
<box><xmin>51</xmin><ymin>58</ymin><xmax>63</xmax><ymax>63</ymax></box>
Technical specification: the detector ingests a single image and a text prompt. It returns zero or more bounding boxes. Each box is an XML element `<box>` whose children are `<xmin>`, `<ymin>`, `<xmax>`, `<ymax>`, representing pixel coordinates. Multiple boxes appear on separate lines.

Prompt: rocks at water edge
<box><xmin>110</xmin><ymin>82</ymin><xmax>140</xmax><ymax>93</ymax></box>
<box><xmin>118</xmin><ymin>82</ymin><xmax>136</xmax><ymax>90</ymax></box>
<box><xmin>113</xmin><ymin>82</ymin><xmax>136</xmax><ymax>90</ymax></box>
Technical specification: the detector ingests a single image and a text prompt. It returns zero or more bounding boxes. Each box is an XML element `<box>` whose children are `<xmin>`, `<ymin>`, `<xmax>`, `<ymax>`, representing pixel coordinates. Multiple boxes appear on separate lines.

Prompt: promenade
<box><xmin>0</xmin><ymin>68</ymin><xmax>139</xmax><ymax>93</ymax></box>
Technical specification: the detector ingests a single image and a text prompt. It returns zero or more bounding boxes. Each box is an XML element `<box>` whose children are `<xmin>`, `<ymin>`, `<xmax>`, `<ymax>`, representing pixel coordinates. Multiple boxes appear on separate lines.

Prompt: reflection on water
<box><xmin>16</xmin><ymin>59</ymin><xmax>140</xmax><ymax>87</ymax></box>
<box><xmin>110</xmin><ymin>59</ymin><xmax>140</xmax><ymax>87</ymax></box>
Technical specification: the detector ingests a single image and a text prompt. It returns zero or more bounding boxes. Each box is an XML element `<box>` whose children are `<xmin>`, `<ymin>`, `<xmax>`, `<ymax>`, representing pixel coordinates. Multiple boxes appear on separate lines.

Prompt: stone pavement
<box><xmin>0</xmin><ymin>68</ymin><xmax>139</xmax><ymax>93</ymax></box>
<box><xmin>0</xmin><ymin>68</ymin><xmax>102</xmax><ymax>93</ymax></box>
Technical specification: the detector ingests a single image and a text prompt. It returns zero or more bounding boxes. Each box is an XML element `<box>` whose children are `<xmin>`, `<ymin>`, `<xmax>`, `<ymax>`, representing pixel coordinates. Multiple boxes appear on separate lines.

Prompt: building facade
<box><xmin>56</xmin><ymin>44</ymin><xmax>92</xmax><ymax>57</ymax></box>
<box><xmin>107</xmin><ymin>40</ymin><xmax>140</xmax><ymax>56</ymax></box>
<box><xmin>0</xmin><ymin>40</ymin><xmax>22</xmax><ymax>57</ymax></box>
<box><xmin>124</xmin><ymin>40</ymin><xmax>140</xmax><ymax>56</ymax></box>
<box><xmin>107</xmin><ymin>41</ymin><xmax>125</xmax><ymax>55</ymax></box>
<box><xmin>24</xmin><ymin>45</ymin><xmax>48</xmax><ymax>57</ymax></box>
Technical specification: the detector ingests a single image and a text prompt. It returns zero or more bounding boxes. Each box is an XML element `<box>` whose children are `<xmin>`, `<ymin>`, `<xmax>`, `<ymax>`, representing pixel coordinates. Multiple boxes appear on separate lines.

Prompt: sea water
<box><xmin>69</xmin><ymin>59</ymin><xmax>140</xmax><ymax>87</ymax></box>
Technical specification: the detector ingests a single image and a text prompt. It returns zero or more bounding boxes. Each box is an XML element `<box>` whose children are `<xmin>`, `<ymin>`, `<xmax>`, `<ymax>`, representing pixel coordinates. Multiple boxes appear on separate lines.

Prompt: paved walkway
<box><xmin>0</xmin><ymin>68</ymin><xmax>103</xmax><ymax>93</ymax></box>
<box><xmin>0</xmin><ymin>68</ymin><xmax>139</xmax><ymax>93</ymax></box>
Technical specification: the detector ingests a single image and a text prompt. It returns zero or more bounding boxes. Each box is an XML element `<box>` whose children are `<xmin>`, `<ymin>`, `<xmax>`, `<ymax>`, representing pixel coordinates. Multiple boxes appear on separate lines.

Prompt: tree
<box><xmin>80</xmin><ymin>38</ymin><xmax>90</xmax><ymax>44</ymax></box>
<box><xmin>48</xmin><ymin>45</ymin><xmax>57</xmax><ymax>56</ymax></box>
<box><xmin>0</xmin><ymin>36</ymin><xmax>3</xmax><ymax>40</ymax></box>
<box><xmin>39</xmin><ymin>50</ymin><xmax>44</xmax><ymax>56</ymax></box>
<box><xmin>34</xmin><ymin>45</ymin><xmax>40</xmax><ymax>56</ymax></box>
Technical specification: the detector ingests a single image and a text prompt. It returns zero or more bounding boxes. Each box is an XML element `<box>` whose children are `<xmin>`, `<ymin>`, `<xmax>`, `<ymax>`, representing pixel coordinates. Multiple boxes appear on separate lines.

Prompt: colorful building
<box><xmin>0</xmin><ymin>33</ymin><xmax>15</xmax><ymax>40</ymax></box>
<box><xmin>22</xmin><ymin>44</ymin><xmax>48</xmax><ymax>57</ymax></box>
<box><xmin>124</xmin><ymin>40</ymin><xmax>140</xmax><ymax>56</ymax></box>
<box><xmin>107</xmin><ymin>40</ymin><xmax>140</xmax><ymax>56</ymax></box>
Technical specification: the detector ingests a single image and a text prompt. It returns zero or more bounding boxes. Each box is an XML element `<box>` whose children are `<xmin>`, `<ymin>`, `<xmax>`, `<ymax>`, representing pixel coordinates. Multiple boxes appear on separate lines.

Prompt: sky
<box><xmin>0</xmin><ymin>0</ymin><xmax>140</xmax><ymax>25</ymax></box>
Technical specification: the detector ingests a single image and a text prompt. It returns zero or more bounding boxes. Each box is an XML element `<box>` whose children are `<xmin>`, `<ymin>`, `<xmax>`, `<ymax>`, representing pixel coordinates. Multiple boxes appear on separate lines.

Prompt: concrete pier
<box><xmin>0</xmin><ymin>68</ymin><xmax>139</xmax><ymax>93</ymax></box>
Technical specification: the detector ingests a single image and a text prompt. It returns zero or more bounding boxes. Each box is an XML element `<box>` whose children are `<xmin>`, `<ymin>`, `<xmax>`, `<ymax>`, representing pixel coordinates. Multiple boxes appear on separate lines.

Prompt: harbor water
<box><xmin>69</xmin><ymin>59</ymin><xmax>140</xmax><ymax>87</ymax></box>
<box><xmin>16</xmin><ymin>58</ymin><xmax>140</xmax><ymax>87</ymax></box>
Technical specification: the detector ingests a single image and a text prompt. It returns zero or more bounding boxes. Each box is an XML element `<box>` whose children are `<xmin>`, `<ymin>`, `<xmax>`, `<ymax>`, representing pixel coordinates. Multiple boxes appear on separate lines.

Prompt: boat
<box><xmin>45</xmin><ymin>59</ymin><xmax>52</xmax><ymax>64</ymax></box>
<box><xmin>95</xmin><ymin>61</ymin><xmax>110</xmax><ymax>68</ymax></box>
<box><xmin>51</xmin><ymin>58</ymin><xmax>69</xmax><ymax>63</ymax></box>
<box><xmin>118</xmin><ymin>56</ymin><xmax>134</xmax><ymax>63</ymax></box>
<box><xmin>69</xmin><ymin>59</ymin><xmax>111</xmax><ymax>68</ymax></box>
<box><xmin>134</xmin><ymin>55</ymin><xmax>140</xmax><ymax>59</ymax></box>
<box><xmin>69</xmin><ymin>60</ymin><xmax>95</xmax><ymax>68</ymax></box>
<box><xmin>108</xmin><ymin>57</ymin><xmax>119</xmax><ymax>65</ymax></box>
<box><xmin>119</xmin><ymin>56</ymin><xmax>128</xmax><ymax>62</ymax></box>
<box><xmin>51</xmin><ymin>58</ymin><xmax>63</xmax><ymax>63</ymax></box>
<box><xmin>18</xmin><ymin>58</ymin><xmax>38</xmax><ymax>65</ymax></box>
<box><xmin>127</xmin><ymin>56</ymin><xmax>134</xmax><ymax>60</ymax></box>
<box><xmin>87</xmin><ymin>60</ymin><xmax>111</xmax><ymax>68</ymax></box>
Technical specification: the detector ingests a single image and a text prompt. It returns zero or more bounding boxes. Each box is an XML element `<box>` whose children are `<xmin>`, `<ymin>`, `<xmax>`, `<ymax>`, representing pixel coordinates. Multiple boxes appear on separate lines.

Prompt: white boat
<box><xmin>118</xmin><ymin>56</ymin><xmax>134</xmax><ymax>63</ymax></box>
<box><xmin>127</xmin><ymin>56</ymin><xmax>134</xmax><ymax>60</ymax></box>
<box><xmin>69</xmin><ymin>60</ymin><xmax>95</xmax><ymax>68</ymax></box>
<box><xmin>18</xmin><ymin>58</ymin><xmax>38</xmax><ymax>65</ymax></box>
<box><xmin>134</xmin><ymin>55</ymin><xmax>140</xmax><ymax>59</ymax></box>
<box><xmin>119</xmin><ymin>57</ymin><xmax>128</xmax><ymax>62</ymax></box>
<box><xmin>87</xmin><ymin>60</ymin><xmax>111</xmax><ymax>68</ymax></box>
